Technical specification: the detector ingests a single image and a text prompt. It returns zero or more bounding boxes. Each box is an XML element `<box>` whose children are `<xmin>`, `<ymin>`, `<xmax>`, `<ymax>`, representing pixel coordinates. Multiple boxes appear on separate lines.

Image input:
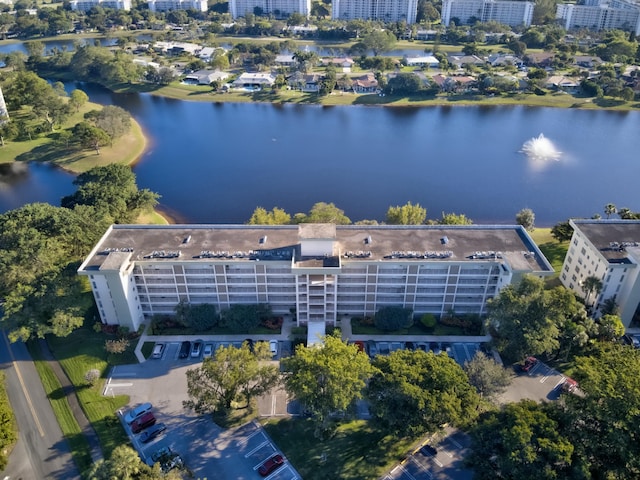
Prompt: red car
<box><xmin>131</xmin><ymin>412</ymin><xmax>156</xmax><ymax>434</ymax></box>
<box><xmin>521</xmin><ymin>357</ymin><xmax>538</xmax><ymax>372</ymax></box>
<box><xmin>258</xmin><ymin>454</ymin><xmax>284</xmax><ymax>476</ymax></box>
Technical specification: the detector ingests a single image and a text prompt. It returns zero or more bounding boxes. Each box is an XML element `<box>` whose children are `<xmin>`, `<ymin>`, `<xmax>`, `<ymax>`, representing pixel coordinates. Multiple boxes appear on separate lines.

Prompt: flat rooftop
<box><xmin>79</xmin><ymin>224</ymin><xmax>553</xmax><ymax>273</ymax></box>
<box><xmin>573</xmin><ymin>220</ymin><xmax>640</xmax><ymax>263</ymax></box>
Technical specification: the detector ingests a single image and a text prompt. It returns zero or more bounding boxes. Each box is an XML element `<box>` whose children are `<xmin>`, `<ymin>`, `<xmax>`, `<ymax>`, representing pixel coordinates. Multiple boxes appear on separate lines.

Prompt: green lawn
<box><xmin>27</xmin><ymin>341</ymin><xmax>93</xmax><ymax>475</ymax></box>
<box><xmin>530</xmin><ymin>228</ymin><xmax>569</xmax><ymax>286</ymax></box>
<box><xmin>46</xmin><ymin>325</ymin><xmax>131</xmax><ymax>459</ymax></box>
<box><xmin>263</xmin><ymin>418</ymin><xmax>418</xmax><ymax>480</ymax></box>
<box><xmin>350</xmin><ymin>319</ymin><xmax>477</xmax><ymax>336</ymax></box>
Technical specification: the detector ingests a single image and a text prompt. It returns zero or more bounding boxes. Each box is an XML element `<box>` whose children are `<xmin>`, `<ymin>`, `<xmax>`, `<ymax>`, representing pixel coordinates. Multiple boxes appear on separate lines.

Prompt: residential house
<box><xmin>404</xmin><ymin>55</ymin><xmax>440</xmax><ymax>68</ymax></box>
<box><xmin>432</xmin><ymin>73</ymin><xmax>476</xmax><ymax>92</ymax></box>
<box><xmin>184</xmin><ymin>70</ymin><xmax>230</xmax><ymax>85</ymax></box>
<box><xmin>198</xmin><ymin>47</ymin><xmax>216</xmax><ymax>61</ymax></box>
<box><xmin>287</xmin><ymin>72</ymin><xmax>324</xmax><ymax>92</ymax></box>
<box><xmin>352</xmin><ymin>73</ymin><xmax>379</xmax><ymax>93</ymax></box>
<box><xmin>275</xmin><ymin>54</ymin><xmax>297</xmax><ymax>67</ymax></box>
<box><xmin>486</xmin><ymin>53</ymin><xmax>523</xmax><ymax>68</ymax></box>
<box><xmin>232</xmin><ymin>72</ymin><xmax>277</xmax><ymax>88</ymax></box>
<box><xmin>524</xmin><ymin>52</ymin><xmax>554</xmax><ymax>68</ymax></box>
<box><xmin>573</xmin><ymin>55</ymin><xmax>603</xmax><ymax>69</ymax></box>
<box><xmin>415</xmin><ymin>29</ymin><xmax>438</xmax><ymax>40</ymax></box>
<box><xmin>324</xmin><ymin>57</ymin><xmax>355</xmax><ymax>73</ymax></box>
<box><xmin>448</xmin><ymin>54</ymin><xmax>485</xmax><ymax>70</ymax></box>
<box><xmin>545</xmin><ymin>75</ymin><xmax>580</xmax><ymax>92</ymax></box>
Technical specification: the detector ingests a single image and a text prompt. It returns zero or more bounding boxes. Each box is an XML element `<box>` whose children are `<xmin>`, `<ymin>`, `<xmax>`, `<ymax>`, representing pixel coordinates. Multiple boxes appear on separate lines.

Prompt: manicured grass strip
<box><xmin>530</xmin><ymin>228</ymin><xmax>569</xmax><ymax>278</ymax></box>
<box><xmin>26</xmin><ymin>341</ymin><xmax>92</xmax><ymax>474</ymax></box>
<box><xmin>0</xmin><ymin>371</ymin><xmax>18</xmax><ymax>468</ymax></box>
<box><xmin>47</xmin><ymin>325</ymin><xmax>130</xmax><ymax>459</ymax></box>
<box><xmin>263</xmin><ymin>418</ymin><xmax>417</xmax><ymax>480</ymax></box>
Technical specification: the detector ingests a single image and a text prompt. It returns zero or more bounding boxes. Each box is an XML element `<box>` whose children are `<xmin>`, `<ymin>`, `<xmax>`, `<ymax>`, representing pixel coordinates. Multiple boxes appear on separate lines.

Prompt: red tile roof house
<box><xmin>352</xmin><ymin>73</ymin><xmax>379</xmax><ymax>93</ymax></box>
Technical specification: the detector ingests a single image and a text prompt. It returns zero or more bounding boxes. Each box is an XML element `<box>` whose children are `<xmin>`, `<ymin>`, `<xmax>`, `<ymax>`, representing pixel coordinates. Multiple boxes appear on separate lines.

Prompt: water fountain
<box><xmin>520</xmin><ymin>133</ymin><xmax>562</xmax><ymax>162</ymax></box>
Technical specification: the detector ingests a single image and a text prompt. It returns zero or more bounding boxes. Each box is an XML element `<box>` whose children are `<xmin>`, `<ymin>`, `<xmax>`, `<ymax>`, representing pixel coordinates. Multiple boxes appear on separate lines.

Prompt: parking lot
<box><xmin>366</xmin><ymin>341</ymin><xmax>483</xmax><ymax>368</ymax></box>
<box><xmin>499</xmin><ymin>357</ymin><xmax>568</xmax><ymax>403</ymax></box>
<box><xmin>111</xmin><ymin>340</ymin><xmax>300</xmax><ymax>479</ymax></box>
<box><xmin>383</xmin><ymin>428</ymin><xmax>474</xmax><ymax>480</ymax></box>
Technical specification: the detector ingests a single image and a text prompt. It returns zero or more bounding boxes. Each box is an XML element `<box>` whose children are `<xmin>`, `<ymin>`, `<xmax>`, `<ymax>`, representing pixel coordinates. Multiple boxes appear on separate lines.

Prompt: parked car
<box><xmin>179</xmin><ymin>341</ymin><xmax>190</xmax><ymax>359</ymax></box>
<box><xmin>258</xmin><ymin>454</ymin><xmax>284</xmax><ymax>476</ymax></box>
<box><xmin>151</xmin><ymin>446</ymin><xmax>172</xmax><ymax>463</ymax></box>
<box><xmin>152</xmin><ymin>343</ymin><xmax>165</xmax><ymax>359</ymax></box>
<box><xmin>419</xmin><ymin>444</ymin><xmax>437</xmax><ymax>456</ymax></box>
<box><xmin>124</xmin><ymin>402</ymin><xmax>152</xmax><ymax>424</ymax></box>
<box><xmin>520</xmin><ymin>356</ymin><xmax>538</xmax><ymax>372</ymax></box>
<box><xmin>191</xmin><ymin>340</ymin><xmax>203</xmax><ymax>358</ymax></box>
<box><xmin>269</xmin><ymin>340</ymin><xmax>278</xmax><ymax>358</ymax></box>
<box><xmin>354</xmin><ymin>341</ymin><xmax>366</xmax><ymax>354</ymax></box>
<box><xmin>203</xmin><ymin>343</ymin><xmax>213</xmax><ymax>358</ymax></box>
<box><xmin>131</xmin><ymin>412</ymin><xmax>156</xmax><ymax>434</ymax></box>
<box><xmin>161</xmin><ymin>453</ymin><xmax>183</xmax><ymax>473</ymax></box>
<box><xmin>140</xmin><ymin>422</ymin><xmax>166</xmax><ymax>443</ymax></box>
<box><xmin>244</xmin><ymin>338</ymin><xmax>254</xmax><ymax>352</ymax></box>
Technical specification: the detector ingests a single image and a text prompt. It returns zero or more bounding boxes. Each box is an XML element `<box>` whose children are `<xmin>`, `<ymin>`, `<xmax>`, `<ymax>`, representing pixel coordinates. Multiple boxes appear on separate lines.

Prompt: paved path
<box><xmin>38</xmin><ymin>339</ymin><xmax>104</xmax><ymax>464</ymax></box>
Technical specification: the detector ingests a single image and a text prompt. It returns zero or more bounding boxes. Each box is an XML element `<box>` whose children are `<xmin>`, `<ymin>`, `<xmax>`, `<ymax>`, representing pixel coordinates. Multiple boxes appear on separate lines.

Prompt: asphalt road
<box><xmin>0</xmin><ymin>331</ymin><xmax>80</xmax><ymax>480</ymax></box>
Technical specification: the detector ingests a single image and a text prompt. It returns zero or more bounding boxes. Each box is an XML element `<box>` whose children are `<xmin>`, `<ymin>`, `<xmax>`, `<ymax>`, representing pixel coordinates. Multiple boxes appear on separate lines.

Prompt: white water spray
<box><xmin>520</xmin><ymin>133</ymin><xmax>562</xmax><ymax>162</ymax></box>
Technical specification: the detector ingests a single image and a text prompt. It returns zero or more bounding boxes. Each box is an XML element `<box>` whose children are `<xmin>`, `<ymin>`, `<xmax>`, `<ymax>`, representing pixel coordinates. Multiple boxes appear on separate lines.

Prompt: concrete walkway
<box><xmin>38</xmin><ymin>339</ymin><xmax>104</xmax><ymax>464</ymax></box>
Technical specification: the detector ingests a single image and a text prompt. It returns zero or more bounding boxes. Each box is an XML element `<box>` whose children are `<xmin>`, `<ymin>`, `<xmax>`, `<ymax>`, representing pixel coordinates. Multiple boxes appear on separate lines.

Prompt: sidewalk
<box><xmin>38</xmin><ymin>339</ymin><xmax>103</xmax><ymax>464</ymax></box>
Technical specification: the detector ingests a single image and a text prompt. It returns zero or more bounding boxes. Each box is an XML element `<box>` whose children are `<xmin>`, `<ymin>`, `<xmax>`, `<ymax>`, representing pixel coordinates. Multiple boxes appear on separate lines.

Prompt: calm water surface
<box><xmin>2</xmin><ymin>80</ymin><xmax>639</xmax><ymax>225</ymax></box>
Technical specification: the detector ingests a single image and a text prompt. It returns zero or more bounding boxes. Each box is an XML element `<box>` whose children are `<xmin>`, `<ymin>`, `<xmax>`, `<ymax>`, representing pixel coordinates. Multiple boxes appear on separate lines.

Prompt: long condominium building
<box><xmin>556</xmin><ymin>0</ymin><xmax>640</xmax><ymax>35</ymax></box>
<box><xmin>441</xmin><ymin>0</ymin><xmax>534</xmax><ymax>27</ymax></box>
<box><xmin>560</xmin><ymin>220</ymin><xmax>640</xmax><ymax>328</ymax></box>
<box><xmin>229</xmin><ymin>0</ymin><xmax>310</xmax><ymax>19</ymax></box>
<box><xmin>332</xmin><ymin>0</ymin><xmax>419</xmax><ymax>24</ymax></box>
<box><xmin>78</xmin><ymin>224</ymin><xmax>553</xmax><ymax>336</ymax></box>
<box><xmin>70</xmin><ymin>0</ymin><xmax>131</xmax><ymax>10</ymax></box>
<box><xmin>147</xmin><ymin>0</ymin><xmax>207</xmax><ymax>11</ymax></box>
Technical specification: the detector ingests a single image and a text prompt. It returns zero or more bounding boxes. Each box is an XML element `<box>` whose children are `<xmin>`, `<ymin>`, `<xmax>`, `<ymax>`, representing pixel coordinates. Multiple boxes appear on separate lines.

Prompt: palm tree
<box><xmin>604</xmin><ymin>203</ymin><xmax>617</xmax><ymax>219</ymax></box>
<box><xmin>582</xmin><ymin>275</ymin><xmax>603</xmax><ymax>309</ymax></box>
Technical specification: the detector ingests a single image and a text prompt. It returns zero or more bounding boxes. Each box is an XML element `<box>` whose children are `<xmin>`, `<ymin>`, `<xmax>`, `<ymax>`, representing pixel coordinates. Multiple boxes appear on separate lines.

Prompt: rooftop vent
<box><xmin>259</xmin><ymin>236</ymin><xmax>268</xmax><ymax>245</ymax></box>
<box><xmin>183</xmin><ymin>235</ymin><xmax>192</xmax><ymax>244</ymax></box>
<box><xmin>441</xmin><ymin>236</ymin><xmax>449</xmax><ymax>245</ymax></box>
<box><xmin>365</xmin><ymin>236</ymin><xmax>372</xmax><ymax>245</ymax></box>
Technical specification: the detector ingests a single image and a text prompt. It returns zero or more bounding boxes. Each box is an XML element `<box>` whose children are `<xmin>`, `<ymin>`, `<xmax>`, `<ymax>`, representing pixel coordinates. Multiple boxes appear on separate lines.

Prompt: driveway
<box><xmin>499</xmin><ymin>358</ymin><xmax>567</xmax><ymax>403</ymax></box>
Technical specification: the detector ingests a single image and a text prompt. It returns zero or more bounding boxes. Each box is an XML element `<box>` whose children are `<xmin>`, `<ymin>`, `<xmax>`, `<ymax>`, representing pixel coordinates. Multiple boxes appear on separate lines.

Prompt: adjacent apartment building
<box><xmin>229</xmin><ymin>0</ymin><xmax>311</xmax><ymax>19</ymax></box>
<box><xmin>147</xmin><ymin>0</ymin><xmax>208</xmax><ymax>12</ymax></box>
<box><xmin>560</xmin><ymin>220</ymin><xmax>640</xmax><ymax>328</ymax></box>
<box><xmin>332</xmin><ymin>0</ymin><xmax>419</xmax><ymax>24</ymax></box>
<box><xmin>70</xmin><ymin>0</ymin><xmax>131</xmax><ymax>10</ymax></box>
<box><xmin>556</xmin><ymin>0</ymin><xmax>640</xmax><ymax>35</ymax></box>
<box><xmin>78</xmin><ymin>223</ymin><xmax>553</xmax><ymax>335</ymax></box>
<box><xmin>441</xmin><ymin>0</ymin><xmax>534</xmax><ymax>27</ymax></box>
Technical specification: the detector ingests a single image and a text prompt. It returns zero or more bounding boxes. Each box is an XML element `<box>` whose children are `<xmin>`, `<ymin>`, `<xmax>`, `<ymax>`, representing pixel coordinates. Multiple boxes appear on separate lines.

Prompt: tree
<box><xmin>367</xmin><ymin>349</ymin><xmax>480</xmax><ymax>435</ymax></box>
<box><xmin>604</xmin><ymin>203</ymin><xmax>617</xmax><ymax>219</ymax></box>
<box><xmin>439</xmin><ymin>212</ymin><xmax>473</xmax><ymax>225</ymax></box>
<box><xmin>374</xmin><ymin>306</ymin><xmax>413</xmax><ymax>331</ymax></box>
<box><xmin>248</xmin><ymin>206</ymin><xmax>291</xmax><ymax>224</ymax></box>
<box><xmin>87</xmin><ymin>444</ymin><xmax>177</xmax><ymax>479</ymax></box>
<box><xmin>184</xmin><ymin>342</ymin><xmax>280</xmax><ymax>413</ymax></box>
<box><xmin>175</xmin><ymin>302</ymin><xmax>218</xmax><ymax>331</ymax></box>
<box><xmin>566</xmin><ymin>344</ymin><xmax>640</xmax><ymax>478</ymax></box>
<box><xmin>515</xmin><ymin>208</ymin><xmax>535</xmax><ymax>231</ymax></box>
<box><xmin>384</xmin><ymin>73</ymin><xmax>424</xmax><ymax>96</ymax></box>
<box><xmin>69</xmin><ymin>89</ymin><xmax>89</xmax><ymax>113</ymax></box>
<box><xmin>220</xmin><ymin>304</ymin><xmax>270</xmax><ymax>333</ymax></box>
<box><xmin>468</xmin><ymin>400</ymin><xmax>574</xmax><ymax>480</ymax></box>
<box><xmin>73</xmin><ymin>121</ymin><xmax>111</xmax><ymax>154</ymax></box>
<box><xmin>487</xmin><ymin>275</ymin><xmax>586</xmax><ymax>362</ymax></box>
<box><xmin>297</xmin><ymin>202</ymin><xmax>351</xmax><ymax>224</ymax></box>
<box><xmin>551</xmin><ymin>220</ymin><xmax>573</xmax><ymax>242</ymax></box>
<box><xmin>581</xmin><ymin>275</ymin><xmax>603</xmax><ymax>308</ymax></box>
<box><xmin>385</xmin><ymin>202</ymin><xmax>426</xmax><ymax>225</ymax></box>
<box><xmin>464</xmin><ymin>351</ymin><xmax>511</xmax><ymax>400</ymax></box>
<box><xmin>360</xmin><ymin>30</ymin><xmax>397</xmax><ymax>56</ymax></box>
<box><xmin>282</xmin><ymin>333</ymin><xmax>374</xmax><ymax>437</ymax></box>
<box><xmin>596</xmin><ymin>314</ymin><xmax>624</xmax><ymax>341</ymax></box>
<box><xmin>105</xmin><ymin>338</ymin><xmax>130</xmax><ymax>354</ymax></box>
<box><xmin>86</xmin><ymin>105</ymin><xmax>132</xmax><ymax>143</ymax></box>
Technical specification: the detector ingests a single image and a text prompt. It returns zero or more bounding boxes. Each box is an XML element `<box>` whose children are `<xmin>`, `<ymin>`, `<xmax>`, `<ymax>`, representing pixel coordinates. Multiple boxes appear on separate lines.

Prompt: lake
<box><xmin>1</xmin><ymin>80</ymin><xmax>639</xmax><ymax>226</ymax></box>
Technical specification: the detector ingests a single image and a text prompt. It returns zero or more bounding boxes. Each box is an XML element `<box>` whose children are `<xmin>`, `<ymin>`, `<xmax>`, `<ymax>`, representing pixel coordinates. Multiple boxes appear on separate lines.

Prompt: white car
<box><xmin>124</xmin><ymin>402</ymin><xmax>152</xmax><ymax>424</ymax></box>
<box><xmin>203</xmin><ymin>343</ymin><xmax>213</xmax><ymax>358</ymax></box>
<box><xmin>269</xmin><ymin>340</ymin><xmax>278</xmax><ymax>358</ymax></box>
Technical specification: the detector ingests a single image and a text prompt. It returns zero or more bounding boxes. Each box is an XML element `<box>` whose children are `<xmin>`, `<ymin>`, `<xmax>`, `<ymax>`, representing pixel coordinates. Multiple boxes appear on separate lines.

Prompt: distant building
<box><xmin>229</xmin><ymin>0</ymin><xmax>310</xmax><ymax>19</ymax></box>
<box><xmin>78</xmin><ymin>224</ymin><xmax>553</xmax><ymax>335</ymax></box>
<box><xmin>70</xmin><ymin>0</ymin><xmax>131</xmax><ymax>10</ymax></box>
<box><xmin>560</xmin><ymin>220</ymin><xmax>640</xmax><ymax>328</ymax></box>
<box><xmin>556</xmin><ymin>0</ymin><xmax>640</xmax><ymax>35</ymax></box>
<box><xmin>147</xmin><ymin>0</ymin><xmax>207</xmax><ymax>12</ymax></box>
<box><xmin>441</xmin><ymin>0</ymin><xmax>534</xmax><ymax>27</ymax></box>
<box><xmin>332</xmin><ymin>0</ymin><xmax>418</xmax><ymax>24</ymax></box>
<box><xmin>232</xmin><ymin>72</ymin><xmax>277</xmax><ymax>88</ymax></box>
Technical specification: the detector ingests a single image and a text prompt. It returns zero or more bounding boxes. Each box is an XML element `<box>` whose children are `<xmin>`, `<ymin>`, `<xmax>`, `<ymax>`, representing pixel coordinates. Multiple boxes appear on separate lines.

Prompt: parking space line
<box><xmin>447</xmin><ymin>437</ymin><xmax>463</xmax><ymax>449</ymax></box>
<box><xmin>240</xmin><ymin>428</ymin><xmax>265</xmax><ymax>445</ymax></box>
<box><xmin>271</xmin><ymin>394</ymin><xmax>277</xmax><ymax>416</ymax></box>
<box><xmin>245</xmin><ymin>440</ymin><xmax>269</xmax><ymax>459</ymax></box>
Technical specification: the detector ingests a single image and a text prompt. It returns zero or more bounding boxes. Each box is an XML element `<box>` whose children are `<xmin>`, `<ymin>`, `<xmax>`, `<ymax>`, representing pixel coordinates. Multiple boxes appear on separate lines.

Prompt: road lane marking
<box><xmin>2</xmin><ymin>331</ymin><xmax>45</xmax><ymax>437</ymax></box>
